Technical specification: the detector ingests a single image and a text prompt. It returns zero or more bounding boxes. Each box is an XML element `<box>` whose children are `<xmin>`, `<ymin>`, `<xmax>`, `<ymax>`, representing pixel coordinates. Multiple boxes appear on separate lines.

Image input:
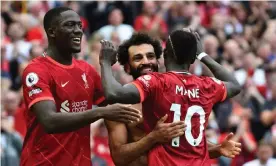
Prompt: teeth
<box><xmin>73</xmin><ymin>38</ymin><xmax>81</xmax><ymax>42</ymax></box>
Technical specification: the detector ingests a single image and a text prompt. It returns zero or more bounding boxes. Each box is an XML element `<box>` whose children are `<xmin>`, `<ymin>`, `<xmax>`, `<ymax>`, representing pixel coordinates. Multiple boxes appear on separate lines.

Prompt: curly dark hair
<box><xmin>117</xmin><ymin>32</ymin><xmax>163</xmax><ymax>66</ymax></box>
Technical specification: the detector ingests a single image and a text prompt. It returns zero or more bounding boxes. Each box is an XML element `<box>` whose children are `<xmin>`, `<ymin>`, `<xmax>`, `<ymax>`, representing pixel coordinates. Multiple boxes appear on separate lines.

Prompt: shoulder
<box><xmin>23</xmin><ymin>57</ymin><xmax>49</xmax><ymax>76</ymax></box>
<box><xmin>198</xmin><ymin>76</ymin><xmax>223</xmax><ymax>85</ymax></box>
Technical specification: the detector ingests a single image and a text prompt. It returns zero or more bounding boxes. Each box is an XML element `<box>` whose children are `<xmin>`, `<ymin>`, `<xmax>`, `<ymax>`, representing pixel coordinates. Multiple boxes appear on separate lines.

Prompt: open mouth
<box><xmin>72</xmin><ymin>37</ymin><xmax>81</xmax><ymax>44</ymax></box>
<box><xmin>141</xmin><ymin>67</ymin><xmax>153</xmax><ymax>73</ymax></box>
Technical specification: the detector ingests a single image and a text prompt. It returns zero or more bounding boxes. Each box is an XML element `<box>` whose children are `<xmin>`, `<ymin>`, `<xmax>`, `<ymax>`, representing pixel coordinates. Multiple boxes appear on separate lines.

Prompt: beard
<box><xmin>129</xmin><ymin>63</ymin><xmax>158</xmax><ymax>79</ymax></box>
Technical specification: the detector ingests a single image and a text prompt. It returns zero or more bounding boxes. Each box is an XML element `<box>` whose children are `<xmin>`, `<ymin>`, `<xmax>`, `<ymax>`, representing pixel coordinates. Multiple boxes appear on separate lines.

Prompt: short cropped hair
<box><xmin>169</xmin><ymin>30</ymin><xmax>197</xmax><ymax>64</ymax></box>
<box><xmin>43</xmin><ymin>7</ymin><xmax>72</xmax><ymax>32</ymax></box>
<box><xmin>117</xmin><ymin>32</ymin><xmax>163</xmax><ymax>66</ymax></box>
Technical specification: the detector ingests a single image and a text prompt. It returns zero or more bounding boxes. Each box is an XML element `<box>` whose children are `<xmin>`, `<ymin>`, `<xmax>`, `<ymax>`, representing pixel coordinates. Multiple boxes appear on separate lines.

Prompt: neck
<box><xmin>47</xmin><ymin>43</ymin><xmax>73</xmax><ymax>65</ymax></box>
<box><xmin>166</xmin><ymin>62</ymin><xmax>190</xmax><ymax>73</ymax></box>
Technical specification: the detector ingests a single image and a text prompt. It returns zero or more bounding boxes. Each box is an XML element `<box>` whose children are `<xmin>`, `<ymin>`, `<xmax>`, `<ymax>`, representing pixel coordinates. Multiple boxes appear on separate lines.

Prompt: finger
<box><xmin>107</xmin><ymin>41</ymin><xmax>113</xmax><ymax>48</ymax></box>
<box><xmin>189</xmin><ymin>28</ymin><xmax>193</xmax><ymax>33</ymax></box>
<box><xmin>232</xmin><ymin>151</ymin><xmax>240</xmax><ymax>156</ymax></box>
<box><xmin>235</xmin><ymin>142</ymin><xmax>242</xmax><ymax>148</ymax></box>
<box><xmin>192</xmin><ymin>32</ymin><xmax>199</xmax><ymax>41</ymax></box>
<box><xmin>229</xmin><ymin>155</ymin><xmax>235</xmax><ymax>158</ymax></box>
<box><xmin>121</xmin><ymin>110</ymin><xmax>141</xmax><ymax>119</ymax></box>
<box><xmin>225</xmin><ymin>132</ymin><xmax>234</xmax><ymax>141</ymax></box>
<box><xmin>122</xmin><ymin>114</ymin><xmax>140</xmax><ymax>122</ymax></box>
<box><xmin>158</xmin><ymin>114</ymin><xmax>168</xmax><ymax>124</ymax></box>
<box><xmin>234</xmin><ymin>148</ymin><xmax>242</xmax><ymax>153</ymax></box>
<box><xmin>169</xmin><ymin>130</ymin><xmax>184</xmax><ymax>138</ymax></box>
<box><xmin>120</xmin><ymin>105</ymin><xmax>141</xmax><ymax>115</ymax></box>
<box><xmin>195</xmin><ymin>32</ymin><xmax>200</xmax><ymax>40</ymax></box>
<box><xmin>168</xmin><ymin>124</ymin><xmax>186</xmax><ymax>133</ymax></box>
<box><xmin>168</xmin><ymin>121</ymin><xmax>185</xmax><ymax>128</ymax></box>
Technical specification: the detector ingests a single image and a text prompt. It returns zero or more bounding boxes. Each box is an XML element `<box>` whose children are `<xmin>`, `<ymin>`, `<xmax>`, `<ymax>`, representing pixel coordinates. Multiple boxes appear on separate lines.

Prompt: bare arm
<box><xmin>200</xmin><ymin>55</ymin><xmax>241</xmax><ymax>98</ymax></box>
<box><xmin>190</xmin><ymin>30</ymin><xmax>241</xmax><ymax>98</ymax></box>
<box><xmin>105</xmin><ymin>120</ymin><xmax>156</xmax><ymax>166</ymax></box>
<box><xmin>99</xmin><ymin>40</ymin><xmax>141</xmax><ymax>104</ymax></box>
<box><xmin>208</xmin><ymin>141</ymin><xmax>222</xmax><ymax>159</ymax></box>
<box><xmin>32</xmin><ymin>101</ymin><xmax>141</xmax><ymax>134</ymax></box>
<box><xmin>105</xmin><ymin>115</ymin><xmax>185</xmax><ymax>165</ymax></box>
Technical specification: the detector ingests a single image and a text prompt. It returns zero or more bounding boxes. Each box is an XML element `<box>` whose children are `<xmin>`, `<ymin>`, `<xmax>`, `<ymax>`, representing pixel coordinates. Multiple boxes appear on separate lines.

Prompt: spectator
<box><xmin>98</xmin><ymin>8</ymin><xmax>134</xmax><ymax>42</ymax></box>
<box><xmin>134</xmin><ymin>1</ymin><xmax>168</xmax><ymax>40</ymax></box>
<box><xmin>243</xmin><ymin>142</ymin><xmax>276</xmax><ymax>166</ymax></box>
<box><xmin>1</xmin><ymin>110</ymin><xmax>23</xmax><ymax>166</ymax></box>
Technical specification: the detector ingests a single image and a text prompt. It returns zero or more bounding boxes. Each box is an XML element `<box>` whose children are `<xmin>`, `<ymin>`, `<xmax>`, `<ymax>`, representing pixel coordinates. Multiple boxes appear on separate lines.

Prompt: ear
<box><xmin>47</xmin><ymin>27</ymin><xmax>56</xmax><ymax>38</ymax></box>
<box><xmin>124</xmin><ymin>64</ymin><xmax>130</xmax><ymax>74</ymax></box>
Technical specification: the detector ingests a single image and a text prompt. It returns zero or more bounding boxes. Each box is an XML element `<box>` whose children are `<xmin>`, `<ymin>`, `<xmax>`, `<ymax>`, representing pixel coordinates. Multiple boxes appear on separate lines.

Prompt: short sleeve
<box><xmin>203</xmin><ymin>77</ymin><xmax>227</xmax><ymax>103</ymax></box>
<box><xmin>131</xmin><ymin>74</ymin><xmax>159</xmax><ymax>102</ymax></box>
<box><xmin>22</xmin><ymin>64</ymin><xmax>54</xmax><ymax>109</ymax></box>
<box><xmin>89</xmin><ymin>66</ymin><xmax>105</xmax><ymax>105</ymax></box>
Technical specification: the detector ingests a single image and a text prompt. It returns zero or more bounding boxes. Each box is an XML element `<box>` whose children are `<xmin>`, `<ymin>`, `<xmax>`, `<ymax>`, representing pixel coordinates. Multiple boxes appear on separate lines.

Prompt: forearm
<box><xmin>112</xmin><ymin>132</ymin><xmax>156</xmax><ymax>165</ymax></box>
<box><xmin>45</xmin><ymin>107</ymin><xmax>104</xmax><ymax>133</ymax></box>
<box><xmin>208</xmin><ymin>141</ymin><xmax>222</xmax><ymax>159</ymax></box>
<box><xmin>100</xmin><ymin>62</ymin><xmax>125</xmax><ymax>102</ymax></box>
<box><xmin>200</xmin><ymin>56</ymin><xmax>239</xmax><ymax>85</ymax></box>
<box><xmin>100</xmin><ymin>62</ymin><xmax>140</xmax><ymax>104</ymax></box>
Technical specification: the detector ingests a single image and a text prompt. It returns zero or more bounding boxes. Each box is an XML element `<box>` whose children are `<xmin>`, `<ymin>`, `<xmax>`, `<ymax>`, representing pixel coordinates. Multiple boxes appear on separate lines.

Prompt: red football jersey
<box><xmin>20</xmin><ymin>55</ymin><xmax>105</xmax><ymax>166</ymax></box>
<box><xmin>132</xmin><ymin>72</ymin><xmax>227</xmax><ymax>166</ymax></box>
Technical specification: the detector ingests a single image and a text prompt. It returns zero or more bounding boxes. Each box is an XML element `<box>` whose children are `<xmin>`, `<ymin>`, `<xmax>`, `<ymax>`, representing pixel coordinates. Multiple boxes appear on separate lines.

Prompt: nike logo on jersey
<box><xmin>61</xmin><ymin>81</ymin><xmax>69</xmax><ymax>87</ymax></box>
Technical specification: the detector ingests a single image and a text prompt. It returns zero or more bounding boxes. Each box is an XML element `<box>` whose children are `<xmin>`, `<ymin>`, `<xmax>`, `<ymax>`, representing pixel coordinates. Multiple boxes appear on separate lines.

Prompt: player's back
<box><xmin>133</xmin><ymin>72</ymin><xmax>227</xmax><ymax>166</ymax></box>
<box><xmin>20</xmin><ymin>55</ymin><xmax>105</xmax><ymax>166</ymax></box>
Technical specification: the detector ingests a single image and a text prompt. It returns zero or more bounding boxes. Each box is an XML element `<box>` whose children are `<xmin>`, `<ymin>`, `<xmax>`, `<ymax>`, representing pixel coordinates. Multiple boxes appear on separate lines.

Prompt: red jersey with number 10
<box><xmin>132</xmin><ymin>72</ymin><xmax>227</xmax><ymax>166</ymax></box>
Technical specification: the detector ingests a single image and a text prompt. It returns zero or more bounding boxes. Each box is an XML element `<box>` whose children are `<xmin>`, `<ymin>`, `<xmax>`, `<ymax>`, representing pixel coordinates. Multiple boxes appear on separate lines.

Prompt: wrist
<box><xmin>92</xmin><ymin>107</ymin><xmax>108</xmax><ymax>119</ymax></box>
<box><xmin>147</xmin><ymin>132</ymin><xmax>158</xmax><ymax>144</ymax></box>
<box><xmin>217</xmin><ymin>144</ymin><xmax>223</xmax><ymax>155</ymax></box>
<box><xmin>197</xmin><ymin>52</ymin><xmax>208</xmax><ymax>61</ymax></box>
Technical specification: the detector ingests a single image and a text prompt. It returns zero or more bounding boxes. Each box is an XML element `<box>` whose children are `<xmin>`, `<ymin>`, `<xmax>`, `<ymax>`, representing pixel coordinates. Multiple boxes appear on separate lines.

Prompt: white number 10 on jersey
<box><xmin>170</xmin><ymin>103</ymin><xmax>206</xmax><ymax>147</ymax></box>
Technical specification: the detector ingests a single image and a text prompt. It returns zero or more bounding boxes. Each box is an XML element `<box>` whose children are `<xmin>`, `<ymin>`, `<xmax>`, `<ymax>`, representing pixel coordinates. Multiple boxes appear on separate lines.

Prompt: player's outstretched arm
<box><xmin>32</xmin><ymin>101</ymin><xmax>141</xmax><ymax>133</ymax></box>
<box><xmin>208</xmin><ymin>133</ymin><xmax>242</xmax><ymax>159</ymax></box>
<box><xmin>99</xmin><ymin>40</ymin><xmax>141</xmax><ymax>104</ymax></box>
<box><xmin>105</xmin><ymin>115</ymin><xmax>185</xmax><ymax>165</ymax></box>
<box><xmin>186</xmin><ymin>29</ymin><xmax>241</xmax><ymax>99</ymax></box>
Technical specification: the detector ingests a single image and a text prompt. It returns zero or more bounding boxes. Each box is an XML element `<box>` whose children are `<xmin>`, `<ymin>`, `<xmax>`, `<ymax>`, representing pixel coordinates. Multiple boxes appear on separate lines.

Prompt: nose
<box><xmin>74</xmin><ymin>24</ymin><xmax>83</xmax><ymax>35</ymax></box>
<box><xmin>141</xmin><ymin>56</ymin><xmax>149</xmax><ymax>64</ymax></box>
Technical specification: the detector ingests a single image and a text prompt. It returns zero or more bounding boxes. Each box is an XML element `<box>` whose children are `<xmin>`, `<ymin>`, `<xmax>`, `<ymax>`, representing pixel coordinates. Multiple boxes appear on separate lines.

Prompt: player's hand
<box><xmin>151</xmin><ymin>114</ymin><xmax>186</xmax><ymax>143</ymax></box>
<box><xmin>101</xmin><ymin>104</ymin><xmax>142</xmax><ymax>124</ymax></box>
<box><xmin>183</xmin><ymin>28</ymin><xmax>204</xmax><ymax>56</ymax></box>
<box><xmin>99</xmin><ymin>40</ymin><xmax>117</xmax><ymax>66</ymax></box>
<box><xmin>219</xmin><ymin>133</ymin><xmax>242</xmax><ymax>158</ymax></box>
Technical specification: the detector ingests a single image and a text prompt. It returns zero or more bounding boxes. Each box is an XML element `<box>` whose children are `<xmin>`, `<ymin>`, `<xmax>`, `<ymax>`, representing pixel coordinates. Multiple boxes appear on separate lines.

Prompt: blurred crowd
<box><xmin>1</xmin><ymin>1</ymin><xmax>276</xmax><ymax>166</ymax></box>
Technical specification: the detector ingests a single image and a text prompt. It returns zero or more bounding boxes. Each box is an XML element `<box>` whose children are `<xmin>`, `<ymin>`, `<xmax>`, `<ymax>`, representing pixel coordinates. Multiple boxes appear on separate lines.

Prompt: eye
<box><xmin>147</xmin><ymin>54</ymin><xmax>156</xmax><ymax>59</ymax></box>
<box><xmin>78</xmin><ymin>23</ymin><xmax>83</xmax><ymax>29</ymax></box>
<box><xmin>65</xmin><ymin>22</ymin><xmax>74</xmax><ymax>27</ymax></box>
<box><xmin>133</xmin><ymin>55</ymin><xmax>142</xmax><ymax>62</ymax></box>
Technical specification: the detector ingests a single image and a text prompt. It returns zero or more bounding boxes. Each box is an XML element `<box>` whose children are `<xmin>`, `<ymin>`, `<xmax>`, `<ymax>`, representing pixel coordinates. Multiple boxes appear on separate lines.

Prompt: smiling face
<box><xmin>51</xmin><ymin>10</ymin><xmax>83</xmax><ymax>53</ymax></box>
<box><xmin>127</xmin><ymin>44</ymin><xmax>158</xmax><ymax>79</ymax></box>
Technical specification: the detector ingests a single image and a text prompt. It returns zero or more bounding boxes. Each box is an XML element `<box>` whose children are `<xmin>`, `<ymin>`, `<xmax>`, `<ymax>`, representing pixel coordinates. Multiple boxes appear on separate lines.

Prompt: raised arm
<box><xmin>105</xmin><ymin>114</ymin><xmax>185</xmax><ymax>165</ymax></box>
<box><xmin>190</xmin><ymin>30</ymin><xmax>241</xmax><ymax>99</ymax></box>
<box><xmin>99</xmin><ymin>40</ymin><xmax>141</xmax><ymax>104</ymax></box>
